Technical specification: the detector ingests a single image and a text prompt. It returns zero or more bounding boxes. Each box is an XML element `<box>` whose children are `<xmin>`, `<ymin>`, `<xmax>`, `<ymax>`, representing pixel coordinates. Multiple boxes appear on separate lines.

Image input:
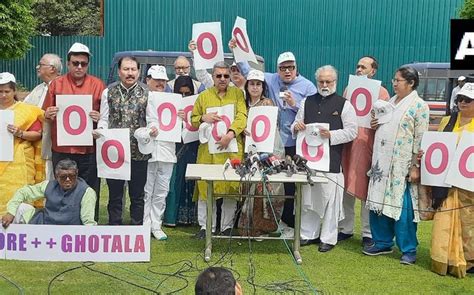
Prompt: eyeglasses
<box><xmin>57</xmin><ymin>173</ymin><xmax>77</xmax><ymax>181</ymax></box>
<box><xmin>317</xmin><ymin>80</ymin><xmax>335</xmax><ymax>85</ymax></box>
<box><xmin>36</xmin><ymin>63</ymin><xmax>53</xmax><ymax>70</ymax></box>
<box><xmin>279</xmin><ymin>65</ymin><xmax>296</xmax><ymax>72</ymax></box>
<box><xmin>215</xmin><ymin>74</ymin><xmax>230</xmax><ymax>79</ymax></box>
<box><xmin>175</xmin><ymin>66</ymin><xmax>190</xmax><ymax>71</ymax></box>
<box><xmin>71</xmin><ymin>61</ymin><xmax>89</xmax><ymax>67</ymax></box>
<box><xmin>391</xmin><ymin>78</ymin><xmax>406</xmax><ymax>84</ymax></box>
<box><xmin>457</xmin><ymin>95</ymin><xmax>473</xmax><ymax>104</ymax></box>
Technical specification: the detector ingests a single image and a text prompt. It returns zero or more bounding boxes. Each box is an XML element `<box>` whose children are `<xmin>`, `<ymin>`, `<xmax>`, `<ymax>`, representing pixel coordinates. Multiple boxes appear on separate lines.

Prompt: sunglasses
<box><xmin>57</xmin><ymin>173</ymin><xmax>77</xmax><ymax>181</ymax></box>
<box><xmin>279</xmin><ymin>65</ymin><xmax>296</xmax><ymax>72</ymax></box>
<box><xmin>215</xmin><ymin>74</ymin><xmax>230</xmax><ymax>79</ymax></box>
<box><xmin>71</xmin><ymin>61</ymin><xmax>89</xmax><ymax>67</ymax></box>
<box><xmin>457</xmin><ymin>95</ymin><xmax>473</xmax><ymax>104</ymax></box>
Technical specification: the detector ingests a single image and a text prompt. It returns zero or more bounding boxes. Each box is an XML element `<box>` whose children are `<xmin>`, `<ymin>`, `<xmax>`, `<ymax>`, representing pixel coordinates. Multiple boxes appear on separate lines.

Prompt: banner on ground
<box><xmin>0</xmin><ymin>224</ymin><xmax>150</xmax><ymax>262</ymax></box>
<box><xmin>56</xmin><ymin>95</ymin><xmax>93</xmax><ymax>146</ymax></box>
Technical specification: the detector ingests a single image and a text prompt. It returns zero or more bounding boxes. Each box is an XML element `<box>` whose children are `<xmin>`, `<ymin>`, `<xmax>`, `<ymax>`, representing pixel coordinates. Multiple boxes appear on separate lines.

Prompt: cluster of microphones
<box><xmin>224</xmin><ymin>145</ymin><xmax>315</xmax><ymax>185</ymax></box>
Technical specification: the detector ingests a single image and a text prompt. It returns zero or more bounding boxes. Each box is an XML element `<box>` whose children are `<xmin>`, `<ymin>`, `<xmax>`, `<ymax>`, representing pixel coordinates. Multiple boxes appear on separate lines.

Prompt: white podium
<box><xmin>185</xmin><ymin>164</ymin><xmax>327</xmax><ymax>264</ymax></box>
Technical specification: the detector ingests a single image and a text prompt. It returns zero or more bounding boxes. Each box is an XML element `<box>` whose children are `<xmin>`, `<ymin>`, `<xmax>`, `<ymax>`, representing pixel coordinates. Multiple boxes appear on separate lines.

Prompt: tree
<box><xmin>0</xmin><ymin>0</ymin><xmax>37</xmax><ymax>59</ymax></box>
<box><xmin>32</xmin><ymin>0</ymin><xmax>101</xmax><ymax>36</ymax></box>
<box><xmin>460</xmin><ymin>0</ymin><xmax>474</xmax><ymax>19</ymax></box>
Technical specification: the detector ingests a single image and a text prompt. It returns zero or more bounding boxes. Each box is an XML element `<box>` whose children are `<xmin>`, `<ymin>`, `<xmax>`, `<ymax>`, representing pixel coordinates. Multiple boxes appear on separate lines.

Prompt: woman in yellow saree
<box><xmin>429</xmin><ymin>83</ymin><xmax>474</xmax><ymax>278</ymax></box>
<box><xmin>0</xmin><ymin>72</ymin><xmax>44</xmax><ymax>216</ymax></box>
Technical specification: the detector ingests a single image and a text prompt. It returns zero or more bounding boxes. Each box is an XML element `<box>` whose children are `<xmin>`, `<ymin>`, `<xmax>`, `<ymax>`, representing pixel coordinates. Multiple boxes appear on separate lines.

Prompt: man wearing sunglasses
<box><xmin>42</xmin><ymin>42</ymin><xmax>105</xmax><ymax>221</ymax></box>
<box><xmin>190</xmin><ymin>61</ymin><xmax>247</xmax><ymax>239</ymax></box>
<box><xmin>1</xmin><ymin>159</ymin><xmax>97</xmax><ymax>228</ymax></box>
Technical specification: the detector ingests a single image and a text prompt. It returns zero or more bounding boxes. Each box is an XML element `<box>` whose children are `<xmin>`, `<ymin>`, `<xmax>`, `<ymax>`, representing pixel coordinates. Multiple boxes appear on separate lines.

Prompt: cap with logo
<box><xmin>305</xmin><ymin>124</ymin><xmax>324</xmax><ymax>146</ymax></box>
<box><xmin>148</xmin><ymin>65</ymin><xmax>169</xmax><ymax>81</ymax></box>
<box><xmin>458</xmin><ymin>76</ymin><xmax>466</xmax><ymax>81</ymax></box>
<box><xmin>277</xmin><ymin>52</ymin><xmax>296</xmax><ymax>65</ymax></box>
<box><xmin>247</xmin><ymin>69</ymin><xmax>265</xmax><ymax>82</ymax></box>
<box><xmin>0</xmin><ymin>72</ymin><xmax>16</xmax><ymax>85</ymax></box>
<box><xmin>457</xmin><ymin>82</ymin><xmax>474</xmax><ymax>99</ymax></box>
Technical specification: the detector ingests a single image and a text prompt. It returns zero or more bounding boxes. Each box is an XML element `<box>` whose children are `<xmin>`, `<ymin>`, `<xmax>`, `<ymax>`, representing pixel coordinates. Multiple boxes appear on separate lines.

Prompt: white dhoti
<box><xmin>300</xmin><ymin>172</ymin><xmax>345</xmax><ymax>245</ymax></box>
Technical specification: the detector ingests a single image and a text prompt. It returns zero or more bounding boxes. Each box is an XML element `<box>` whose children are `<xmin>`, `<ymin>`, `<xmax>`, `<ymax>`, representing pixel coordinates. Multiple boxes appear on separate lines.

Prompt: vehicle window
<box><xmin>423</xmin><ymin>78</ymin><xmax>446</xmax><ymax>101</ymax></box>
<box><xmin>417</xmin><ymin>79</ymin><xmax>426</xmax><ymax>98</ymax></box>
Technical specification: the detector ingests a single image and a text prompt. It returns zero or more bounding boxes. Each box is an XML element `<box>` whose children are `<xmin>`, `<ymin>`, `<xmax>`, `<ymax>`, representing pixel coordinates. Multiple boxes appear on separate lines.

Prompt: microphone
<box><xmin>231</xmin><ymin>158</ymin><xmax>247</xmax><ymax>177</ymax></box>
<box><xmin>293</xmin><ymin>155</ymin><xmax>314</xmax><ymax>185</ymax></box>
<box><xmin>223</xmin><ymin>158</ymin><xmax>231</xmax><ymax>171</ymax></box>
<box><xmin>259</xmin><ymin>153</ymin><xmax>271</xmax><ymax>167</ymax></box>
<box><xmin>279</xmin><ymin>85</ymin><xmax>288</xmax><ymax>108</ymax></box>
<box><xmin>284</xmin><ymin>155</ymin><xmax>295</xmax><ymax>177</ymax></box>
<box><xmin>230</xmin><ymin>158</ymin><xmax>241</xmax><ymax>169</ymax></box>
<box><xmin>268</xmin><ymin>154</ymin><xmax>282</xmax><ymax>173</ymax></box>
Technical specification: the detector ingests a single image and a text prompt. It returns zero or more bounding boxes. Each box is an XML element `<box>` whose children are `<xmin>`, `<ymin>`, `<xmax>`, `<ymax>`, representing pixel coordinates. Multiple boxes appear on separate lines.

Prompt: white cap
<box><xmin>0</xmin><ymin>72</ymin><xmax>16</xmax><ymax>84</ymax></box>
<box><xmin>457</xmin><ymin>82</ymin><xmax>474</xmax><ymax>99</ymax></box>
<box><xmin>198</xmin><ymin>123</ymin><xmax>212</xmax><ymax>144</ymax></box>
<box><xmin>133</xmin><ymin>128</ymin><xmax>157</xmax><ymax>155</ymax></box>
<box><xmin>247</xmin><ymin>69</ymin><xmax>264</xmax><ymax>82</ymax></box>
<box><xmin>147</xmin><ymin>65</ymin><xmax>169</xmax><ymax>81</ymax></box>
<box><xmin>68</xmin><ymin>42</ymin><xmax>91</xmax><ymax>56</ymax></box>
<box><xmin>305</xmin><ymin>124</ymin><xmax>324</xmax><ymax>146</ymax></box>
<box><xmin>277</xmin><ymin>52</ymin><xmax>296</xmax><ymax>65</ymax></box>
<box><xmin>373</xmin><ymin>100</ymin><xmax>395</xmax><ymax>124</ymax></box>
<box><xmin>458</xmin><ymin>76</ymin><xmax>466</xmax><ymax>81</ymax></box>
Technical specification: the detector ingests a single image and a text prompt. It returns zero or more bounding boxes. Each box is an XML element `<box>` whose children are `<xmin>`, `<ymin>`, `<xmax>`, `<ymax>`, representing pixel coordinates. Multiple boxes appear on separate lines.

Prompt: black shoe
<box><xmin>337</xmin><ymin>232</ymin><xmax>353</xmax><ymax>242</ymax></box>
<box><xmin>194</xmin><ymin>229</ymin><xmax>206</xmax><ymax>240</ymax></box>
<box><xmin>318</xmin><ymin>243</ymin><xmax>335</xmax><ymax>252</ymax></box>
<box><xmin>300</xmin><ymin>238</ymin><xmax>320</xmax><ymax>247</ymax></box>
<box><xmin>362</xmin><ymin>237</ymin><xmax>374</xmax><ymax>247</ymax></box>
<box><xmin>220</xmin><ymin>228</ymin><xmax>233</xmax><ymax>236</ymax></box>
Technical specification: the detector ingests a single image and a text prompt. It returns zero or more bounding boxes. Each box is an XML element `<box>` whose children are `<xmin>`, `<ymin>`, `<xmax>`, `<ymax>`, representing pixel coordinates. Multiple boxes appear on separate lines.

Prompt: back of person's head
<box><xmin>195</xmin><ymin>267</ymin><xmax>240</xmax><ymax>295</ymax></box>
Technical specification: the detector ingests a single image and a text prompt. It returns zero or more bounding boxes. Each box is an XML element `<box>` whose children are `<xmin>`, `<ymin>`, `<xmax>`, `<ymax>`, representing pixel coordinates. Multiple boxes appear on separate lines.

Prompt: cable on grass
<box><xmin>0</xmin><ymin>272</ymin><xmax>25</xmax><ymax>295</ymax></box>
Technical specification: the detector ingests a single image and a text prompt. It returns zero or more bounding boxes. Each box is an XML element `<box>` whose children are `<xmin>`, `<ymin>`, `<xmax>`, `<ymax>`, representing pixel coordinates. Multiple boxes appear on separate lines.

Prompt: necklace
<box><xmin>249</xmin><ymin>98</ymin><xmax>261</xmax><ymax>107</ymax></box>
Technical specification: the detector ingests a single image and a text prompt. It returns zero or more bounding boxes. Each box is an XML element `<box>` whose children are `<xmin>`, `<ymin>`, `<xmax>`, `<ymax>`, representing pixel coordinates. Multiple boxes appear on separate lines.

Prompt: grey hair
<box><xmin>54</xmin><ymin>159</ymin><xmax>78</xmax><ymax>174</ymax></box>
<box><xmin>174</xmin><ymin>56</ymin><xmax>190</xmax><ymax>67</ymax></box>
<box><xmin>212</xmin><ymin>61</ymin><xmax>230</xmax><ymax>74</ymax></box>
<box><xmin>315</xmin><ymin>65</ymin><xmax>338</xmax><ymax>81</ymax></box>
<box><xmin>43</xmin><ymin>53</ymin><xmax>63</xmax><ymax>74</ymax></box>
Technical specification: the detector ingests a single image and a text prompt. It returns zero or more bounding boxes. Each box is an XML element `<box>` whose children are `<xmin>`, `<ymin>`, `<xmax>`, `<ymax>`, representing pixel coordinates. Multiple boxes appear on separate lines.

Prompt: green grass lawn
<box><xmin>1</xmin><ymin>184</ymin><xmax>473</xmax><ymax>294</ymax></box>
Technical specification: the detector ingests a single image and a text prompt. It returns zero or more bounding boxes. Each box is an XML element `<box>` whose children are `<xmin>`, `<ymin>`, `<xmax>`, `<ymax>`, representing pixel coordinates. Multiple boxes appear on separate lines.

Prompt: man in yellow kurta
<box><xmin>191</xmin><ymin>61</ymin><xmax>247</xmax><ymax>239</ymax></box>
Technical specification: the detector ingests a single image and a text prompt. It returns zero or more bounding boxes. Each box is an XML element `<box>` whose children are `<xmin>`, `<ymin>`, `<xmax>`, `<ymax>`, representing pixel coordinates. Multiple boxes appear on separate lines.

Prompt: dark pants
<box><xmin>52</xmin><ymin>152</ymin><xmax>101</xmax><ymax>221</ymax></box>
<box><xmin>281</xmin><ymin>146</ymin><xmax>296</xmax><ymax>228</ymax></box>
<box><xmin>106</xmin><ymin>160</ymin><xmax>148</xmax><ymax>225</ymax></box>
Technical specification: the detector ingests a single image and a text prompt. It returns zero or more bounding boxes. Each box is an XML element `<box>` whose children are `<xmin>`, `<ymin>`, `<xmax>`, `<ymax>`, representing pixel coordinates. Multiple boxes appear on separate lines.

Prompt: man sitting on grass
<box><xmin>1</xmin><ymin>159</ymin><xmax>96</xmax><ymax>228</ymax></box>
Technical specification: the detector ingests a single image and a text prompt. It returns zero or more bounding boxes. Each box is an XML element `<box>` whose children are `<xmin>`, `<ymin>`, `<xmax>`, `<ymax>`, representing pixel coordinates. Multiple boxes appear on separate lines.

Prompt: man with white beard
<box><xmin>291</xmin><ymin>65</ymin><xmax>357</xmax><ymax>252</ymax></box>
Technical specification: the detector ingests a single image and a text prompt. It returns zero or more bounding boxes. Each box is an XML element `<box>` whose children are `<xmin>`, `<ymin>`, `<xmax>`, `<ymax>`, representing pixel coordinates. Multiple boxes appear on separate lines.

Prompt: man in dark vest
<box><xmin>291</xmin><ymin>65</ymin><xmax>357</xmax><ymax>252</ymax></box>
<box><xmin>1</xmin><ymin>159</ymin><xmax>97</xmax><ymax>228</ymax></box>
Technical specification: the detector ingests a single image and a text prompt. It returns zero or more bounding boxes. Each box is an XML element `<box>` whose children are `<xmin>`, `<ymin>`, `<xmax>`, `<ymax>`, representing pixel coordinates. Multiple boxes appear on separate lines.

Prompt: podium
<box><xmin>185</xmin><ymin>164</ymin><xmax>327</xmax><ymax>264</ymax></box>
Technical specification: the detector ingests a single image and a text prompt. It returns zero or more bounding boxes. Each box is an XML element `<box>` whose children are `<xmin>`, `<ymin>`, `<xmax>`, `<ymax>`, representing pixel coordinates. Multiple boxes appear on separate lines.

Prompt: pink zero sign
<box><xmin>301</xmin><ymin>138</ymin><xmax>324</xmax><ymax>162</ymax></box>
<box><xmin>251</xmin><ymin>115</ymin><xmax>270</xmax><ymax>142</ymax></box>
<box><xmin>101</xmin><ymin>140</ymin><xmax>125</xmax><ymax>169</ymax></box>
<box><xmin>459</xmin><ymin>146</ymin><xmax>474</xmax><ymax>178</ymax></box>
<box><xmin>183</xmin><ymin>105</ymin><xmax>198</xmax><ymax>131</ymax></box>
<box><xmin>424</xmin><ymin>142</ymin><xmax>449</xmax><ymax>175</ymax></box>
<box><xmin>157</xmin><ymin>102</ymin><xmax>177</xmax><ymax>132</ymax></box>
<box><xmin>63</xmin><ymin>105</ymin><xmax>87</xmax><ymax>135</ymax></box>
<box><xmin>197</xmin><ymin>32</ymin><xmax>218</xmax><ymax>59</ymax></box>
<box><xmin>232</xmin><ymin>27</ymin><xmax>250</xmax><ymax>53</ymax></box>
<box><xmin>211</xmin><ymin>115</ymin><xmax>231</xmax><ymax>141</ymax></box>
<box><xmin>350</xmin><ymin>87</ymin><xmax>372</xmax><ymax>116</ymax></box>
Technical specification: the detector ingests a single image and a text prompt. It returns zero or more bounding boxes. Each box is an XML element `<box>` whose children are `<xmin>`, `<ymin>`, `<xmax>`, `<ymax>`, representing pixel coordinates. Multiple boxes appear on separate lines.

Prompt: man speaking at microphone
<box><xmin>191</xmin><ymin>62</ymin><xmax>247</xmax><ymax>239</ymax></box>
<box><xmin>291</xmin><ymin>65</ymin><xmax>357</xmax><ymax>252</ymax></box>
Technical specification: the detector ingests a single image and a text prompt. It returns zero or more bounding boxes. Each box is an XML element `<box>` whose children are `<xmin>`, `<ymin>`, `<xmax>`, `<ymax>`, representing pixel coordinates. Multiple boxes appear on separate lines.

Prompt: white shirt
<box><xmin>291</xmin><ymin>96</ymin><xmax>358</xmax><ymax>146</ymax></box>
<box><xmin>450</xmin><ymin>85</ymin><xmax>461</xmax><ymax>110</ymax></box>
<box><xmin>23</xmin><ymin>82</ymin><xmax>48</xmax><ymax>107</ymax></box>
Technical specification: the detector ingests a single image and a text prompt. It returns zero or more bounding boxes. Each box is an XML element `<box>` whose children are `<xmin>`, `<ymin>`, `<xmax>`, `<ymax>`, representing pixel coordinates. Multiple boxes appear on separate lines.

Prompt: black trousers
<box><xmin>281</xmin><ymin>146</ymin><xmax>296</xmax><ymax>228</ymax></box>
<box><xmin>52</xmin><ymin>152</ymin><xmax>101</xmax><ymax>221</ymax></box>
<box><xmin>106</xmin><ymin>160</ymin><xmax>148</xmax><ymax>225</ymax></box>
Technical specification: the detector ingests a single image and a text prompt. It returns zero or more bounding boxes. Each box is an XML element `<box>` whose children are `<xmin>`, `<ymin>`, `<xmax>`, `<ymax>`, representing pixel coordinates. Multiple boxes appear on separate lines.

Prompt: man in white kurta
<box><xmin>291</xmin><ymin>65</ymin><xmax>357</xmax><ymax>252</ymax></box>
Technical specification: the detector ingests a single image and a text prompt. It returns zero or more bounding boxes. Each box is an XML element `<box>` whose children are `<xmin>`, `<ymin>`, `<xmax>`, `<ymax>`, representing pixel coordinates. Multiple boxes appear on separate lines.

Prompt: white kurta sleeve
<box><xmin>97</xmin><ymin>88</ymin><xmax>109</xmax><ymax>129</ymax></box>
<box><xmin>328</xmin><ymin>101</ymin><xmax>358</xmax><ymax>145</ymax></box>
<box><xmin>290</xmin><ymin>98</ymin><xmax>306</xmax><ymax>139</ymax></box>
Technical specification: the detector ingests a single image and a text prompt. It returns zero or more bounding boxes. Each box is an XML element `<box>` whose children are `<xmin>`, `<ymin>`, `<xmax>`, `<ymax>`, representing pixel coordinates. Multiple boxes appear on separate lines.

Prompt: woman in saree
<box><xmin>0</xmin><ymin>72</ymin><xmax>44</xmax><ymax>216</ymax></box>
<box><xmin>428</xmin><ymin>83</ymin><xmax>474</xmax><ymax>277</ymax></box>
